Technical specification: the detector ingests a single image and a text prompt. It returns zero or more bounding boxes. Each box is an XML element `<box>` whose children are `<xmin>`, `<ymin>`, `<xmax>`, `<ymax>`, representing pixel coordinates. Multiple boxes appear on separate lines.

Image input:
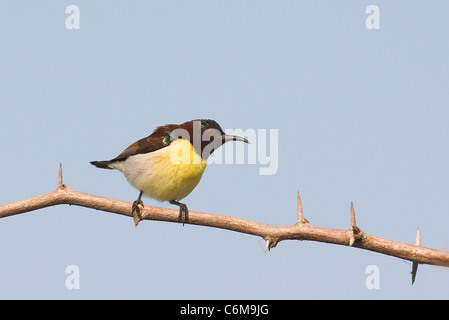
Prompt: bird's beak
<box><xmin>223</xmin><ymin>134</ymin><xmax>250</xmax><ymax>144</ymax></box>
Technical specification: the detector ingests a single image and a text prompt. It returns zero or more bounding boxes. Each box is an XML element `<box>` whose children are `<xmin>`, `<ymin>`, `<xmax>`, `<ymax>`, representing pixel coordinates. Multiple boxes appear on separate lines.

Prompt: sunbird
<box><xmin>91</xmin><ymin>119</ymin><xmax>248</xmax><ymax>224</ymax></box>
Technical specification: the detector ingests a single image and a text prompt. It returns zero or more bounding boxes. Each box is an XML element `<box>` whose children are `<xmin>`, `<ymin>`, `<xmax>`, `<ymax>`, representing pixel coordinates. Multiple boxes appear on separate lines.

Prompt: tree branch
<box><xmin>1</xmin><ymin>165</ymin><xmax>448</xmax><ymax>282</ymax></box>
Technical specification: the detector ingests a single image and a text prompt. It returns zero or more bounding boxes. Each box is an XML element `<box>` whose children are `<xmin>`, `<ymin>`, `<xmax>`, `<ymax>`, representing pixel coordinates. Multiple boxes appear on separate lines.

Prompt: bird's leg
<box><xmin>169</xmin><ymin>200</ymin><xmax>189</xmax><ymax>225</ymax></box>
<box><xmin>132</xmin><ymin>191</ymin><xmax>144</xmax><ymax>226</ymax></box>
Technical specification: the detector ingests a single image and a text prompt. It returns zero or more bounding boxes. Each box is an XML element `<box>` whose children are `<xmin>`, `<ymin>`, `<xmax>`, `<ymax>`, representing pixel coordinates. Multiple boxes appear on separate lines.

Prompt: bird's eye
<box><xmin>203</xmin><ymin>128</ymin><xmax>221</xmax><ymax>139</ymax></box>
<box><xmin>162</xmin><ymin>135</ymin><xmax>171</xmax><ymax>146</ymax></box>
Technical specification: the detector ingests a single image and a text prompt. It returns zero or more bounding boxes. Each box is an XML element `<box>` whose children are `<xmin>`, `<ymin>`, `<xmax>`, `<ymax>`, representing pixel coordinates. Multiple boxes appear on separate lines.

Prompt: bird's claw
<box><xmin>132</xmin><ymin>199</ymin><xmax>143</xmax><ymax>227</ymax></box>
<box><xmin>178</xmin><ymin>203</ymin><xmax>189</xmax><ymax>226</ymax></box>
<box><xmin>170</xmin><ymin>200</ymin><xmax>189</xmax><ymax>226</ymax></box>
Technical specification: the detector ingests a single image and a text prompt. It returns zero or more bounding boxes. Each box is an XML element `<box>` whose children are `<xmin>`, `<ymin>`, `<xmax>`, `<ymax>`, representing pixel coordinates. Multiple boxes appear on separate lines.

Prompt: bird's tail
<box><xmin>90</xmin><ymin>160</ymin><xmax>113</xmax><ymax>169</ymax></box>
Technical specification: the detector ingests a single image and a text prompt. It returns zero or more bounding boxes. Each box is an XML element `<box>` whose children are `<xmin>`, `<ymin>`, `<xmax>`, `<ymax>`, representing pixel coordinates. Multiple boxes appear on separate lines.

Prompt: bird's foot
<box><xmin>178</xmin><ymin>203</ymin><xmax>189</xmax><ymax>225</ymax></box>
<box><xmin>170</xmin><ymin>200</ymin><xmax>189</xmax><ymax>225</ymax></box>
<box><xmin>132</xmin><ymin>192</ymin><xmax>144</xmax><ymax>227</ymax></box>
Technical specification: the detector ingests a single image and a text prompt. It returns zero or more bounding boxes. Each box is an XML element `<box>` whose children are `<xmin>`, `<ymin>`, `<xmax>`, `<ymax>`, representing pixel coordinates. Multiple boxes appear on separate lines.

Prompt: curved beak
<box><xmin>223</xmin><ymin>134</ymin><xmax>250</xmax><ymax>144</ymax></box>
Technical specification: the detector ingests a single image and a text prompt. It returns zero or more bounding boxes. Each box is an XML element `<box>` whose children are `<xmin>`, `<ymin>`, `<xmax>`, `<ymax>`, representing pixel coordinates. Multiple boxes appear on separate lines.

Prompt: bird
<box><xmin>90</xmin><ymin>119</ymin><xmax>249</xmax><ymax>225</ymax></box>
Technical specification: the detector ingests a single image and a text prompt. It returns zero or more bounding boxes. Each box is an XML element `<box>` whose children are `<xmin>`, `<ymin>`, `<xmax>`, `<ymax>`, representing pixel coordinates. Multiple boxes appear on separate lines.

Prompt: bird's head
<box><xmin>198</xmin><ymin>119</ymin><xmax>248</xmax><ymax>144</ymax></box>
<box><xmin>173</xmin><ymin>119</ymin><xmax>249</xmax><ymax>160</ymax></box>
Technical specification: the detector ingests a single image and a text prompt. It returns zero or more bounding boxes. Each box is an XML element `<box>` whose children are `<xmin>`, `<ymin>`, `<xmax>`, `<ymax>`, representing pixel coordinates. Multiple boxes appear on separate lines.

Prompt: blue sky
<box><xmin>1</xmin><ymin>1</ymin><xmax>448</xmax><ymax>299</ymax></box>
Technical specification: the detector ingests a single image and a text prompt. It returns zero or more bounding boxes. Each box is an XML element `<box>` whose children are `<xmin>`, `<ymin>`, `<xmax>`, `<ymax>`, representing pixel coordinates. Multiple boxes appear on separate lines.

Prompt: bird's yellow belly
<box><xmin>122</xmin><ymin>139</ymin><xmax>207</xmax><ymax>201</ymax></box>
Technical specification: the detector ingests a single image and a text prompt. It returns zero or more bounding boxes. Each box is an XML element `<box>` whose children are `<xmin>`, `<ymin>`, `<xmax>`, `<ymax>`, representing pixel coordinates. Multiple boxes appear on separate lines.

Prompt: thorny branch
<box><xmin>1</xmin><ymin>164</ymin><xmax>448</xmax><ymax>283</ymax></box>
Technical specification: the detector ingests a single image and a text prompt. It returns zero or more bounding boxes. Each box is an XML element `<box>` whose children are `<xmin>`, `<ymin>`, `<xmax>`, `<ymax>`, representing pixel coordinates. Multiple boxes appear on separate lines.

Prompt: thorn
<box><xmin>57</xmin><ymin>163</ymin><xmax>65</xmax><ymax>189</ymax></box>
<box><xmin>297</xmin><ymin>191</ymin><xmax>303</xmax><ymax>222</ymax></box>
<box><xmin>349</xmin><ymin>235</ymin><xmax>355</xmax><ymax>247</ymax></box>
<box><xmin>264</xmin><ymin>238</ymin><xmax>278</xmax><ymax>252</ymax></box>
<box><xmin>349</xmin><ymin>201</ymin><xmax>361</xmax><ymax>246</ymax></box>
<box><xmin>415</xmin><ymin>227</ymin><xmax>421</xmax><ymax>246</ymax></box>
<box><xmin>296</xmin><ymin>190</ymin><xmax>309</xmax><ymax>224</ymax></box>
<box><xmin>350</xmin><ymin>201</ymin><xmax>356</xmax><ymax>229</ymax></box>
<box><xmin>411</xmin><ymin>228</ymin><xmax>421</xmax><ymax>285</ymax></box>
<box><xmin>265</xmin><ymin>239</ymin><xmax>270</xmax><ymax>252</ymax></box>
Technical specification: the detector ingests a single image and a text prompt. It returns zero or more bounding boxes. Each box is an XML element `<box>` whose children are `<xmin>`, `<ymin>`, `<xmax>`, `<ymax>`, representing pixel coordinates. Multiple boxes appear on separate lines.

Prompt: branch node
<box><xmin>411</xmin><ymin>227</ymin><xmax>421</xmax><ymax>285</ymax></box>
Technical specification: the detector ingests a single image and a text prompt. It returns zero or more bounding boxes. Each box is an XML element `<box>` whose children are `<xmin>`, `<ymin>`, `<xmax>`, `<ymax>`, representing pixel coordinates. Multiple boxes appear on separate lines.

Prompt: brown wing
<box><xmin>91</xmin><ymin>121</ymin><xmax>195</xmax><ymax>169</ymax></box>
<box><xmin>108</xmin><ymin>126</ymin><xmax>170</xmax><ymax>162</ymax></box>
